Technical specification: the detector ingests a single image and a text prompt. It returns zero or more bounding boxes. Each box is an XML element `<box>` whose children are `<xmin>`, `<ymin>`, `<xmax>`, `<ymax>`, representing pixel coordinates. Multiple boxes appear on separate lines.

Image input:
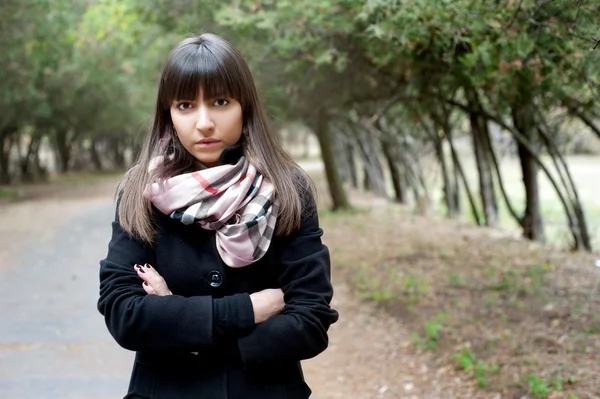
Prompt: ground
<box><xmin>1</xmin><ymin>170</ymin><xmax>599</xmax><ymax>398</ymax></box>
<box><xmin>311</xmin><ymin>181</ymin><xmax>600</xmax><ymax>399</ymax></box>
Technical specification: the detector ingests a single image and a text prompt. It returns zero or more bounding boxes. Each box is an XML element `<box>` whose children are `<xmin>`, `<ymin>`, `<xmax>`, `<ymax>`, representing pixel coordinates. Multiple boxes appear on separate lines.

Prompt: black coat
<box><xmin>97</xmin><ymin>157</ymin><xmax>339</xmax><ymax>398</ymax></box>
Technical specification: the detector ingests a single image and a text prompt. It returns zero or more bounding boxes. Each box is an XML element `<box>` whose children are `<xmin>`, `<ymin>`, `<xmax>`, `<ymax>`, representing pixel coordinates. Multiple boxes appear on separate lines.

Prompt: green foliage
<box><xmin>1</xmin><ymin>0</ymin><xmax>161</xmax><ymax>140</ymax></box>
<box><xmin>356</xmin><ymin>275</ymin><xmax>397</xmax><ymax>302</ymax></box>
<box><xmin>0</xmin><ymin>0</ymin><xmax>189</xmax><ymax>181</ymax></box>
<box><xmin>451</xmin><ymin>347</ymin><xmax>499</xmax><ymax>388</ymax></box>
<box><xmin>355</xmin><ymin>268</ymin><xmax>399</xmax><ymax>302</ymax></box>
<box><xmin>525</xmin><ymin>374</ymin><xmax>574</xmax><ymax>398</ymax></box>
<box><xmin>448</xmin><ymin>272</ymin><xmax>467</xmax><ymax>287</ymax></box>
<box><xmin>354</xmin><ymin>265</ymin><xmax>429</xmax><ymax>305</ymax></box>
<box><xmin>527</xmin><ymin>374</ymin><xmax>552</xmax><ymax>398</ymax></box>
<box><xmin>0</xmin><ymin>188</ymin><xmax>21</xmax><ymax>201</ymax></box>
<box><xmin>487</xmin><ymin>263</ymin><xmax>550</xmax><ymax>299</ymax></box>
<box><xmin>412</xmin><ymin>312</ymin><xmax>447</xmax><ymax>350</ymax></box>
<box><xmin>403</xmin><ymin>274</ymin><xmax>429</xmax><ymax>303</ymax></box>
<box><xmin>3</xmin><ymin>0</ymin><xmax>600</xmax><ymax>254</ymax></box>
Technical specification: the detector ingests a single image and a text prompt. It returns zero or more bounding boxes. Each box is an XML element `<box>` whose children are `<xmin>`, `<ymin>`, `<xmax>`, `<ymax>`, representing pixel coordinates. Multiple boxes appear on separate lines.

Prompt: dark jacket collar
<box><xmin>217</xmin><ymin>139</ymin><xmax>244</xmax><ymax>166</ymax></box>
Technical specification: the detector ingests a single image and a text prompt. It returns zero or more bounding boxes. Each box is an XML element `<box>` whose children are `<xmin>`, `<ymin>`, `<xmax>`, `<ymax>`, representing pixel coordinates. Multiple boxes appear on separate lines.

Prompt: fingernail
<box><xmin>145</xmin><ymin>264</ymin><xmax>151</xmax><ymax>268</ymax></box>
<box><xmin>143</xmin><ymin>281</ymin><xmax>148</xmax><ymax>286</ymax></box>
<box><xmin>137</xmin><ymin>266</ymin><xmax>145</xmax><ymax>273</ymax></box>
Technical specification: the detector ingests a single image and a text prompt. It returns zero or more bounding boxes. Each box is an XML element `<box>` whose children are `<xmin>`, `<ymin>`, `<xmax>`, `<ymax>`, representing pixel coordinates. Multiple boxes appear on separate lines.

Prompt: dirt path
<box><xmin>0</xmin><ymin>180</ymin><xmax>475</xmax><ymax>399</ymax></box>
<box><xmin>302</xmin><ymin>279</ymin><xmax>478</xmax><ymax>399</ymax></box>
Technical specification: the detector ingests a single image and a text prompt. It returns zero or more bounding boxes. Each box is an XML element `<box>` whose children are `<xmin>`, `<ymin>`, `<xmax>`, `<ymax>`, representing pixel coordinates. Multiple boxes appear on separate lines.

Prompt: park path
<box><xmin>0</xmin><ymin>189</ymin><xmax>133</xmax><ymax>398</ymax></box>
<box><xmin>0</xmin><ymin>180</ymin><xmax>472</xmax><ymax>399</ymax></box>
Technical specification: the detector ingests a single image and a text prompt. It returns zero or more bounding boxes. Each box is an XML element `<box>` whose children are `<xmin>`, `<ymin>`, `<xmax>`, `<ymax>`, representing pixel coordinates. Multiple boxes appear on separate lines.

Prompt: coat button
<box><xmin>208</xmin><ymin>271</ymin><xmax>223</xmax><ymax>288</ymax></box>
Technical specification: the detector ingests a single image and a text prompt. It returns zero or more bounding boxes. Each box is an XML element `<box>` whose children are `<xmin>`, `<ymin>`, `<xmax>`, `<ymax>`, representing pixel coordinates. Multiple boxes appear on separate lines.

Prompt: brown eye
<box><xmin>176</xmin><ymin>102</ymin><xmax>193</xmax><ymax>110</ymax></box>
<box><xmin>213</xmin><ymin>99</ymin><xmax>230</xmax><ymax>107</ymax></box>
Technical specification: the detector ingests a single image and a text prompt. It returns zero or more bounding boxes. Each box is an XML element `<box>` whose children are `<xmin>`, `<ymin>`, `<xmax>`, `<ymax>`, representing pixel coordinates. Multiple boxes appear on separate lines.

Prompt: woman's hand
<box><xmin>250</xmin><ymin>288</ymin><xmax>285</xmax><ymax>324</ymax></box>
<box><xmin>133</xmin><ymin>264</ymin><xmax>284</xmax><ymax>323</ymax></box>
<box><xmin>134</xmin><ymin>264</ymin><xmax>172</xmax><ymax>296</ymax></box>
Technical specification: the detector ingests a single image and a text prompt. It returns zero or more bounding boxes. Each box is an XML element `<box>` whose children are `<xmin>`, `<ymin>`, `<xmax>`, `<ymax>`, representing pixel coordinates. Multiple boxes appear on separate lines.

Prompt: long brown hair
<box><xmin>117</xmin><ymin>33</ymin><xmax>314</xmax><ymax>244</ymax></box>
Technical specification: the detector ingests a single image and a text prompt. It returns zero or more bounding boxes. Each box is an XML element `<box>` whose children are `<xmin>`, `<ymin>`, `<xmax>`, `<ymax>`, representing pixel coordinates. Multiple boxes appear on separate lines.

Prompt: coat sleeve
<box><xmin>236</xmin><ymin>198</ymin><xmax>339</xmax><ymax>366</ymax></box>
<box><xmin>97</xmin><ymin>205</ymin><xmax>255</xmax><ymax>352</ymax></box>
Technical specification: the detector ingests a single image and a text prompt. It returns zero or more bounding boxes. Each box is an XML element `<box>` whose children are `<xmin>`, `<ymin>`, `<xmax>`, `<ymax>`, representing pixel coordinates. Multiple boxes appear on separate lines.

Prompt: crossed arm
<box><xmin>97</xmin><ymin>208</ymin><xmax>339</xmax><ymax>365</ymax></box>
<box><xmin>134</xmin><ymin>262</ymin><xmax>284</xmax><ymax>324</ymax></box>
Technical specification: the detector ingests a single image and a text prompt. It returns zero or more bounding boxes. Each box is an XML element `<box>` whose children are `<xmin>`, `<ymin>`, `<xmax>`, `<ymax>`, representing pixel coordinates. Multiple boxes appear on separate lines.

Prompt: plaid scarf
<box><xmin>145</xmin><ymin>156</ymin><xmax>278</xmax><ymax>268</ymax></box>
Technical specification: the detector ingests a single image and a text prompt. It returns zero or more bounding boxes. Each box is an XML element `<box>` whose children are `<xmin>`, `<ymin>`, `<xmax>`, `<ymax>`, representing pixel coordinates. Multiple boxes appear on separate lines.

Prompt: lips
<box><xmin>197</xmin><ymin>138</ymin><xmax>220</xmax><ymax>144</ymax></box>
<box><xmin>195</xmin><ymin>138</ymin><xmax>221</xmax><ymax>149</ymax></box>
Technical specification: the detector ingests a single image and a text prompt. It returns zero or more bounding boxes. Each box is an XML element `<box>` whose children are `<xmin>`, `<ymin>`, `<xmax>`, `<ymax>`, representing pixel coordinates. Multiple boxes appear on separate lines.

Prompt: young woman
<box><xmin>97</xmin><ymin>33</ymin><xmax>339</xmax><ymax>398</ymax></box>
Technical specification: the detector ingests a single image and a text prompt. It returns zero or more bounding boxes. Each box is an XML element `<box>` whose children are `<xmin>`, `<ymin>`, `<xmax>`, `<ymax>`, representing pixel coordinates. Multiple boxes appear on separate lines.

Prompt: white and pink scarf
<box><xmin>145</xmin><ymin>156</ymin><xmax>278</xmax><ymax>267</ymax></box>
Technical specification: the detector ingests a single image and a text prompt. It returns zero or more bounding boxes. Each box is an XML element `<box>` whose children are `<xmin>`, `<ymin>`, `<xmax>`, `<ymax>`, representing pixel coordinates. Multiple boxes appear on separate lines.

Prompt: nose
<box><xmin>195</xmin><ymin>105</ymin><xmax>214</xmax><ymax>132</ymax></box>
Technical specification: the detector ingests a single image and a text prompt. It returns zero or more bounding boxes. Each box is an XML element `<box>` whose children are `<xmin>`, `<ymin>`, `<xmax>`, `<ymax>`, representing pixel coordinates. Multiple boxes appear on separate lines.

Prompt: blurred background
<box><xmin>1</xmin><ymin>1</ymin><xmax>600</xmax><ymax>398</ymax></box>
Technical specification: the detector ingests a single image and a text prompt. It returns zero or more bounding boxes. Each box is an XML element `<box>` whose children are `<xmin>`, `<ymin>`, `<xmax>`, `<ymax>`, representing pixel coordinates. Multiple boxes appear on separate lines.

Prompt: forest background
<box><xmin>2</xmin><ymin>1</ymin><xmax>600</xmax><ymax>398</ymax></box>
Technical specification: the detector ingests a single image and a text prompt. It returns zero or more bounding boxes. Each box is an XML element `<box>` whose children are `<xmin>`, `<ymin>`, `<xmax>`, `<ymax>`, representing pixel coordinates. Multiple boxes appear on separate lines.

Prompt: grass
<box><xmin>0</xmin><ymin>187</ymin><xmax>21</xmax><ymax>202</ymax></box>
<box><xmin>451</xmin><ymin>348</ymin><xmax>500</xmax><ymax>389</ymax></box>
<box><xmin>313</xmin><ymin>169</ymin><xmax>600</xmax><ymax>399</ymax></box>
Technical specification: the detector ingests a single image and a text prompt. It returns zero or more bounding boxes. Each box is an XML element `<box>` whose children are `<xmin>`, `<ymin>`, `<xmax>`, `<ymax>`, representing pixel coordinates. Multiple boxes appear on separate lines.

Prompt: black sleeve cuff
<box><xmin>212</xmin><ymin>293</ymin><xmax>255</xmax><ymax>336</ymax></box>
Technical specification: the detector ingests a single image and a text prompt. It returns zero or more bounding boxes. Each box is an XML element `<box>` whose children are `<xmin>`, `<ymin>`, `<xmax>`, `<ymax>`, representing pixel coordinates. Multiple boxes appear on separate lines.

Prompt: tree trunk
<box><xmin>90</xmin><ymin>139</ymin><xmax>103</xmax><ymax>171</ymax></box>
<box><xmin>451</xmin><ymin>149</ymin><xmax>462</xmax><ymax>214</ymax></box>
<box><xmin>479</xmin><ymin>116</ymin><xmax>525</xmax><ymax>234</ymax></box>
<box><xmin>538</xmin><ymin>122</ymin><xmax>591</xmax><ymax>251</ymax></box>
<box><xmin>314</xmin><ymin>110</ymin><xmax>351</xmax><ymax>210</ymax></box>
<box><xmin>512</xmin><ymin>108</ymin><xmax>544</xmax><ymax>241</ymax></box>
<box><xmin>408</xmin><ymin>153</ymin><xmax>431</xmax><ymax>209</ymax></box>
<box><xmin>19</xmin><ymin>133</ymin><xmax>43</xmax><ymax>182</ymax></box>
<box><xmin>382</xmin><ymin>141</ymin><xmax>406</xmax><ymax>203</ymax></box>
<box><xmin>395</xmin><ymin>132</ymin><xmax>428</xmax><ymax>209</ymax></box>
<box><xmin>448</xmin><ymin>129</ymin><xmax>482</xmax><ymax>225</ymax></box>
<box><xmin>362</xmin><ymin>164</ymin><xmax>371</xmax><ymax>191</ymax></box>
<box><xmin>332</xmin><ymin>129</ymin><xmax>351</xmax><ymax>186</ymax></box>
<box><xmin>432</xmin><ymin>109</ymin><xmax>460</xmax><ymax>216</ymax></box>
<box><xmin>433</xmin><ymin>135</ymin><xmax>456</xmax><ymax>216</ymax></box>
<box><xmin>54</xmin><ymin>130</ymin><xmax>71</xmax><ymax>173</ymax></box>
<box><xmin>509</xmin><ymin>119</ymin><xmax>587</xmax><ymax>251</ymax></box>
<box><xmin>71</xmin><ymin>140</ymin><xmax>85</xmax><ymax>172</ymax></box>
<box><xmin>518</xmin><ymin>141</ymin><xmax>544</xmax><ymax>240</ymax></box>
<box><xmin>0</xmin><ymin>131</ymin><xmax>14</xmax><ymax>184</ymax></box>
<box><xmin>344</xmin><ymin>141</ymin><xmax>358</xmax><ymax>189</ymax></box>
<box><xmin>466</xmin><ymin>89</ymin><xmax>498</xmax><ymax>226</ymax></box>
<box><xmin>447</xmin><ymin>93</ymin><xmax>591</xmax><ymax>250</ymax></box>
<box><xmin>352</xmin><ymin>125</ymin><xmax>387</xmax><ymax>197</ymax></box>
<box><xmin>374</xmin><ymin>118</ymin><xmax>407</xmax><ymax>203</ymax></box>
<box><xmin>33</xmin><ymin>137</ymin><xmax>47</xmax><ymax>181</ymax></box>
<box><xmin>110</xmin><ymin>137</ymin><xmax>126</xmax><ymax>169</ymax></box>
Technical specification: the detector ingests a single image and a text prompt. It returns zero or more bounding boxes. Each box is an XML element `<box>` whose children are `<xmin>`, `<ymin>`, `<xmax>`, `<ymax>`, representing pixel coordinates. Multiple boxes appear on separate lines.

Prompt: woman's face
<box><xmin>170</xmin><ymin>89</ymin><xmax>243</xmax><ymax>167</ymax></box>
